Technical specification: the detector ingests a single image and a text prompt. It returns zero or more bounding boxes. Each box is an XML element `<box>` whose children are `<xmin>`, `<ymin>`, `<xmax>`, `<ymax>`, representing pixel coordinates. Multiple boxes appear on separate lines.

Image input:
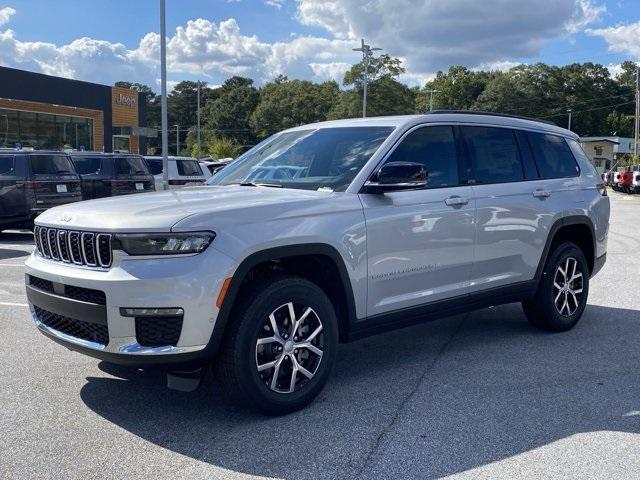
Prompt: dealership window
<box><xmin>0</xmin><ymin>108</ymin><xmax>93</xmax><ymax>150</ymax></box>
<box><xmin>594</xmin><ymin>145</ymin><xmax>603</xmax><ymax>156</ymax></box>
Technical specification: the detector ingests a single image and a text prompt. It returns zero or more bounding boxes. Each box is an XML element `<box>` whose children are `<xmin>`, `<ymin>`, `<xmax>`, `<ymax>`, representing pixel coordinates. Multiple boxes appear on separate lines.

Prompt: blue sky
<box><xmin>0</xmin><ymin>0</ymin><xmax>638</xmax><ymax>90</ymax></box>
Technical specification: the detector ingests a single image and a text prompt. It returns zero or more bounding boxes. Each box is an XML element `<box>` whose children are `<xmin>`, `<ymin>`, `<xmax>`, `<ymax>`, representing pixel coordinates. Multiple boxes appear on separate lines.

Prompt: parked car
<box><xmin>612</xmin><ymin>169</ymin><xmax>624</xmax><ymax>191</ymax></box>
<box><xmin>0</xmin><ymin>150</ymin><xmax>81</xmax><ymax>231</ymax></box>
<box><xmin>201</xmin><ymin>158</ymin><xmax>234</xmax><ymax>176</ymax></box>
<box><xmin>70</xmin><ymin>153</ymin><xmax>155</xmax><ymax>200</ymax></box>
<box><xmin>620</xmin><ymin>169</ymin><xmax>633</xmax><ymax>193</ymax></box>
<box><xmin>632</xmin><ymin>169</ymin><xmax>640</xmax><ymax>194</ymax></box>
<box><xmin>199</xmin><ymin>161</ymin><xmax>213</xmax><ymax>180</ymax></box>
<box><xmin>25</xmin><ymin>112</ymin><xmax>609</xmax><ymax>415</ymax></box>
<box><xmin>144</xmin><ymin>156</ymin><xmax>207</xmax><ymax>190</ymax></box>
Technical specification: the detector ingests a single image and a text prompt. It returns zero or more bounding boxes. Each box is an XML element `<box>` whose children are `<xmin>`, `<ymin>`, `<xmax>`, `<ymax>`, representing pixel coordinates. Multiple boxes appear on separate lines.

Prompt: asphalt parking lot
<box><xmin>1</xmin><ymin>192</ymin><xmax>640</xmax><ymax>480</ymax></box>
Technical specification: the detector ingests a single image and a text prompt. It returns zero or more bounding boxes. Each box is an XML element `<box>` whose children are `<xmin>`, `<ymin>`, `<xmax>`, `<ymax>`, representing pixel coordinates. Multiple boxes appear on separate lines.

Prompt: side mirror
<box><xmin>363</xmin><ymin>161</ymin><xmax>427</xmax><ymax>193</ymax></box>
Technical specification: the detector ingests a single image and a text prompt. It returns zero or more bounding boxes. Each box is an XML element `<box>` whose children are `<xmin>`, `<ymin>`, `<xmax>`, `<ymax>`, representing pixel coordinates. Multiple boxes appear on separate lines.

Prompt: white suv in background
<box><xmin>25</xmin><ymin>112</ymin><xmax>609</xmax><ymax>415</ymax></box>
<box><xmin>144</xmin><ymin>156</ymin><xmax>207</xmax><ymax>190</ymax></box>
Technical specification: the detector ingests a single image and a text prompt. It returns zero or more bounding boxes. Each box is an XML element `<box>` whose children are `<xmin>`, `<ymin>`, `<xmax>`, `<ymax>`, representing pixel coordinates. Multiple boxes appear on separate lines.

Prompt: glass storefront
<box><xmin>0</xmin><ymin>108</ymin><xmax>93</xmax><ymax>150</ymax></box>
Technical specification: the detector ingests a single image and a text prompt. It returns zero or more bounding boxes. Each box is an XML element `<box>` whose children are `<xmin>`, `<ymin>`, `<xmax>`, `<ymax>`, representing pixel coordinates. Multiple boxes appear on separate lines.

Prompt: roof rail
<box><xmin>426</xmin><ymin>110</ymin><xmax>558</xmax><ymax>127</ymax></box>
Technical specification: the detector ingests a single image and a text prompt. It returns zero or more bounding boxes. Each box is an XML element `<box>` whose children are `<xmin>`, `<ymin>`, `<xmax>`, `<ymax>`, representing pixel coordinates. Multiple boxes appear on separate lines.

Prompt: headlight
<box><xmin>113</xmin><ymin>232</ymin><xmax>215</xmax><ymax>256</ymax></box>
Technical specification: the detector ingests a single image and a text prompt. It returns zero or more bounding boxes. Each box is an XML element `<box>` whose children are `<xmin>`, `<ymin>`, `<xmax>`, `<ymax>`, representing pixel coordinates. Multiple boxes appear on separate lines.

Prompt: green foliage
<box><xmin>207</xmin><ymin>137</ymin><xmax>241</xmax><ymax>159</ymax></box>
<box><xmin>418</xmin><ymin>66</ymin><xmax>497</xmax><ymax>112</ymax></box>
<box><xmin>250</xmin><ymin>79</ymin><xmax>340</xmax><ymax>138</ymax></box>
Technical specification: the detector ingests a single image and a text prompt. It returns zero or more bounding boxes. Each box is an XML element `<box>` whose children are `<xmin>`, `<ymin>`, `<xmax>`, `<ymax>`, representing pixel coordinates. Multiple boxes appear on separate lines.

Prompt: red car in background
<box><xmin>620</xmin><ymin>170</ymin><xmax>634</xmax><ymax>193</ymax></box>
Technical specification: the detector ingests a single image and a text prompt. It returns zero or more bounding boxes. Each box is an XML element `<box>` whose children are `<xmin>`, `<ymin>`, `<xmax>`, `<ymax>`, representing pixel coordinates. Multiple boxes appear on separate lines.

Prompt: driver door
<box><xmin>359</xmin><ymin>125</ymin><xmax>476</xmax><ymax>317</ymax></box>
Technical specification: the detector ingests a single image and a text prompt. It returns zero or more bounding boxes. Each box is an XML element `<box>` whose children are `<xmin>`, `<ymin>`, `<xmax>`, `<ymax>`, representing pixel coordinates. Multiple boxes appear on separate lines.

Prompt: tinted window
<box><xmin>72</xmin><ymin>156</ymin><xmax>101</xmax><ymax>175</ymax></box>
<box><xmin>528</xmin><ymin>133</ymin><xmax>579</xmax><ymax>178</ymax></box>
<box><xmin>30</xmin><ymin>155</ymin><xmax>75</xmax><ymax>175</ymax></box>
<box><xmin>115</xmin><ymin>156</ymin><xmax>149</xmax><ymax>175</ymax></box>
<box><xmin>462</xmin><ymin>126</ymin><xmax>523</xmax><ymax>184</ymax></box>
<box><xmin>384</xmin><ymin>126</ymin><xmax>458</xmax><ymax>188</ymax></box>
<box><xmin>211</xmin><ymin>127</ymin><xmax>393</xmax><ymax>191</ymax></box>
<box><xmin>176</xmin><ymin>160</ymin><xmax>203</xmax><ymax>176</ymax></box>
<box><xmin>0</xmin><ymin>156</ymin><xmax>14</xmax><ymax>174</ymax></box>
<box><xmin>145</xmin><ymin>158</ymin><xmax>162</xmax><ymax>175</ymax></box>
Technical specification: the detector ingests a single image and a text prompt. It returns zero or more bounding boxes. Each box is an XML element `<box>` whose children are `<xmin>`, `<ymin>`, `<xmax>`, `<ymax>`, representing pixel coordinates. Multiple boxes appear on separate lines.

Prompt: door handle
<box><xmin>445</xmin><ymin>196</ymin><xmax>469</xmax><ymax>207</ymax></box>
<box><xmin>532</xmin><ymin>189</ymin><xmax>551</xmax><ymax>198</ymax></box>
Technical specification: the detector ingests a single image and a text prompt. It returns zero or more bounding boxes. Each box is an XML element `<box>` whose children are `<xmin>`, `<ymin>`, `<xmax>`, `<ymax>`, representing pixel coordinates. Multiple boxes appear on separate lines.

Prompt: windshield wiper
<box><xmin>237</xmin><ymin>182</ymin><xmax>283</xmax><ymax>188</ymax></box>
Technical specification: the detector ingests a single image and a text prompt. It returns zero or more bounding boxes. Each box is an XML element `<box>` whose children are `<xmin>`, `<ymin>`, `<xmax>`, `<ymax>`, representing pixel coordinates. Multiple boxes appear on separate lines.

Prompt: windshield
<box><xmin>208</xmin><ymin>126</ymin><xmax>394</xmax><ymax>191</ymax></box>
<box><xmin>30</xmin><ymin>155</ymin><xmax>75</xmax><ymax>175</ymax></box>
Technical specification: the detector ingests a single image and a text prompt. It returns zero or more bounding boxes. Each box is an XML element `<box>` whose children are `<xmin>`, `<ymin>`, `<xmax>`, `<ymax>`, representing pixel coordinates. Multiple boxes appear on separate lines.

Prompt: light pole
<box><xmin>567</xmin><ymin>109</ymin><xmax>573</xmax><ymax>131</ymax></box>
<box><xmin>634</xmin><ymin>64</ymin><xmax>639</xmax><ymax>156</ymax></box>
<box><xmin>160</xmin><ymin>0</ymin><xmax>169</xmax><ymax>190</ymax></box>
<box><xmin>426</xmin><ymin>89</ymin><xmax>439</xmax><ymax>111</ymax></box>
<box><xmin>352</xmin><ymin>38</ymin><xmax>382</xmax><ymax>118</ymax></box>
<box><xmin>174</xmin><ymin>124</ymin><xmax>180</xmax><ymax>155</ymax></box>
<box><xmin>196</xmin><ymin>81</ymin><xmax>201</xmax><ymax>156</ymax></box>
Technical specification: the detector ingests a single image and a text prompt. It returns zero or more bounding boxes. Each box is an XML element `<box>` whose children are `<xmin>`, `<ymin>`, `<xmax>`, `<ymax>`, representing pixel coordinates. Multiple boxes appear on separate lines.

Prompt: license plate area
<box><xmin>56</xmin><ymin>184</ymin><xmax>68</xmax><ymax>193</ymax></box>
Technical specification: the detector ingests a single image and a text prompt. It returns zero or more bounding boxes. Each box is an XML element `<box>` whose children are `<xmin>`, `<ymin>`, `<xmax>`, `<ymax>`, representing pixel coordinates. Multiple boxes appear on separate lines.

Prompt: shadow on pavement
<box><xmin>0</xmin><ymin>248</ymin><xmax>29</xmax><ymax>260</ymax></box>
<box><xmin>80</xmin><ymin>303</ymin><xmax>640</xmax><ymax>479</ymax></box>
<box><xmin>0</xmin><ymin>231</ymin><xmax>34</xmax><ymax>245</ymax></box>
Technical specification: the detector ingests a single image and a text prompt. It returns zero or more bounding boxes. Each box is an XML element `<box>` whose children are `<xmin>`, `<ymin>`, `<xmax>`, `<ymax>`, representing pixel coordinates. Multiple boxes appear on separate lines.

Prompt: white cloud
<box><xmin>0</xmin><ymin>1</ymin><xmax>610</xmax><ymax>90</ymax></box>
<box><xmin>0</xmin><ymin>7</ymin><xmax>15</xmax><ymax>26</ymax></box>
<box><xmin>587</xmin><ymin>21</ymin><xmax>640</xmax><ymax>59</ymax></box>
<box><xmin>265</xmin><ymin>0</ymin><xmax>286</xmax><ymax>9</ymax></box>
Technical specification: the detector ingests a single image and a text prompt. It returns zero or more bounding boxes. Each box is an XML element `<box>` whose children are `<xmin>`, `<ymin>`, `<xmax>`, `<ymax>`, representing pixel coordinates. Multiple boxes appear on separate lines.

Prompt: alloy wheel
<box><xmin>255</xmin><ymin>302</ymin><xmax>324</xmax><ymax>394</ymax></box>
<box><xmin>552</xmin><ymin>257</ymin><xmax>584</xmax><ymax>317</ymax></box>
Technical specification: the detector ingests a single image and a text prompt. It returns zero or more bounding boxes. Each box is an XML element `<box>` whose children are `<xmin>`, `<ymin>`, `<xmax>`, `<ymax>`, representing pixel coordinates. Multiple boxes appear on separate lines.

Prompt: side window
<box><xmin>177</xmin><ymin>160</ymin><xmax>203</xmax><ymax>176</ymax></box>
<box><xmin>0</xmin><ymin>156</ymin><xmax>14</xmax><ymax>175</ymax></box>
<box><xmin>462</xmin><ymin>126</ymin><xmax>523</xmax><ymax>184</ymax></box>
<box><xmin>383</xmin><ymin>126</ymin><xmax>458</xmax><ymax>188</ymax></box>
<box><xmin>527</xmin><ymin>132</ymin><xmax>580</xmax><ymax>179</ymax></box>
<box><xmin>567</xmin><ymin>139</ymin><xmax>598</xmax><ymax>177</ymax></box>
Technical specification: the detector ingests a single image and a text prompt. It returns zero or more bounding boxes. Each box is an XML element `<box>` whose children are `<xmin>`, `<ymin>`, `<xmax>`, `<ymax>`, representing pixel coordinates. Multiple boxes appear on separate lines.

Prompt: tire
<box><xmin>215</xmin><ymin>275</ymin><xmax>339</xmax><ymax>415</ymax></box>
<box><xmin>523</xmin><ymin>242</ymin><xmax>589</xmax><ymax>332</ymax></box>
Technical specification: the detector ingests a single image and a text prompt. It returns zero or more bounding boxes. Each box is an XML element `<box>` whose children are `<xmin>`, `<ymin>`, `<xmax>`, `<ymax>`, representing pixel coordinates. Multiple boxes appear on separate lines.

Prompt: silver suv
<box><xmin>25</xmin><ymin>112</ymin><xmax>610</xmax><ymax>414</ymax></box>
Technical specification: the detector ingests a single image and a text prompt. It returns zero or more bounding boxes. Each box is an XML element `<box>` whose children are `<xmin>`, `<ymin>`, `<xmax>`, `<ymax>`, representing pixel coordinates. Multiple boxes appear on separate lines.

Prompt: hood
<box><xmin>35</xmin><ymin>186</ymin><xmax>332</xmax><ymax>232</ymax></box>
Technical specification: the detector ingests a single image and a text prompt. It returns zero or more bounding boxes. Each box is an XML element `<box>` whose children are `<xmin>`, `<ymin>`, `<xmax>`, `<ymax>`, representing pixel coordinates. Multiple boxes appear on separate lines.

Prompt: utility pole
<box><xmin>634</xmin><ymin>64</ymin><xmax>639</xmax><ymax>156</ymax></box>
<box><xmin>159</xmin><ymin>0</ymin><xmax>169</xmax><ymax>190</ymax></box>
<box><xmin>426</xmin><ymin>90</ymin><xmax>439</xmax><ymax>111</ymax></box>
<box><xmin>352</xmin><ymin>38</ymin><xmax>382</xmax><ymax>118</ymax></box>
<box><xmin>567</xmin><ymin>109</ymin><xmax>572</xmax><ymax>131</ymax></box>
<box><xmin>175</xmin><ymin>124</ymin><xmax>180</xmax><ymax>155</ymax></box>
<box><xmin>196</xmin><ymin>81</ymin><xmax>201</xmax><ymax>155</ymax></box>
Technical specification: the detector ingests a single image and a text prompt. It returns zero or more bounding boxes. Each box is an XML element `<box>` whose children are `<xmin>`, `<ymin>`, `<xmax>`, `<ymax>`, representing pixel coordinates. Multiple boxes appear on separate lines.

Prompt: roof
<box><xmin>144</xmin><ymin>156</ymin><xmax>198</xmax><ymax>161</ymax></box>
<box><xmin>284</xmin><ymin>112</ymin><xmax>577</xmax><ymax>139</ymax></box>
<box><xmin>580</xmin><ymin>137</ymin><xmax>620</xmax><ymax>144</ymax></box>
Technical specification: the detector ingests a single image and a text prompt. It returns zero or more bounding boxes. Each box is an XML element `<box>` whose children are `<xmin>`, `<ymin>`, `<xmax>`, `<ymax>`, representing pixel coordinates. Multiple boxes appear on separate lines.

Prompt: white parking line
<box><xmin>0</xmin><ymin>301</ymin><xmax>28</xmax><ymax>307</ymax></box>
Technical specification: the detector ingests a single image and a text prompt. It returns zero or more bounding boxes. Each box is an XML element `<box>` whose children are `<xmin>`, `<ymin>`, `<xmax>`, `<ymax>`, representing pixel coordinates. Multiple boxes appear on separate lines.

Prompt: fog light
<box><xmin>120</xmin><ymin>307</ymin><xmax>184</xmax><ymax>317</ymax></box>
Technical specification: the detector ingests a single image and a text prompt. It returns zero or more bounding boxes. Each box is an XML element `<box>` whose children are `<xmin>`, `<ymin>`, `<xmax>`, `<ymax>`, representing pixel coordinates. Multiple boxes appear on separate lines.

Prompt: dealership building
<box><xmin>0</xmin><ymin>66</ymin><xmax>152</xmax><ymax>154</ymax></box>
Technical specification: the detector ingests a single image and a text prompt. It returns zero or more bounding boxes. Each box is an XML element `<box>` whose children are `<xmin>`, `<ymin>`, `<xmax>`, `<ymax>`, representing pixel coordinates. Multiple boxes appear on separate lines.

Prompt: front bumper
<box><xmin>25</xmin><ymin>246</ymin><xmax>236</xmax><ymax>367</ymax></box>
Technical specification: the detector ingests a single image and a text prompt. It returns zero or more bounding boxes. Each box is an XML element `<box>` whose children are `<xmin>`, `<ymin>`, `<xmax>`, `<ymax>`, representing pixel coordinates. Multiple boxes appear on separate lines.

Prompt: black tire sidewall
<box><xmin>232</xmin><ymin>277</ymin><xmax>338</xmax><ymax>413</ymax></box>
<box><xmin>537</xmin><ymin>242</ymin><xmax>590</xmax><ymax>330</ymax></box>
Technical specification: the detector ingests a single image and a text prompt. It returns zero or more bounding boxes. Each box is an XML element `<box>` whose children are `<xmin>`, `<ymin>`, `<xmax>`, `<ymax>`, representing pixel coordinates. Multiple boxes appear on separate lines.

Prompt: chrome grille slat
<box><xmin>34</xmin><ymin>227</ymin><xmax>112</xmax><ymax>268</ymax></box>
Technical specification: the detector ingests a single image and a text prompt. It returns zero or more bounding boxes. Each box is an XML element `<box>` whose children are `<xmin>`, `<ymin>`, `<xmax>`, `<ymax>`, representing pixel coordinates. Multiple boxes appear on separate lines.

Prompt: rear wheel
<box><xmin>523</xmin><ymin>242</ymin><xmax>589</xmax><ymax>332</ymax></box>
<box><xmin>215</xmin><ymin>275</ymin><xmax>338</xmax><ymax>415</ymax></box>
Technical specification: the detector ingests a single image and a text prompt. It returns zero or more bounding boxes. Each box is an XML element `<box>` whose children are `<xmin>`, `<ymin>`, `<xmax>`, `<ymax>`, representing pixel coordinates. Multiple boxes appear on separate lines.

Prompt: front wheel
<box><xmin>523</xmin><ymin>242</ymin><xmax>589</xmax><ymax>332</ymax></box>
<box><xmin>215</xmin><ymin>275</ymin><xmax>338</xmax><ymax>415</ymax></box>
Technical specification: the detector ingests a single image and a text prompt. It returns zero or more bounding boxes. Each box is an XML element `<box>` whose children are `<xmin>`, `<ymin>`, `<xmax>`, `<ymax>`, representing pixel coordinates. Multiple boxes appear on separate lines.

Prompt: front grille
<box><xmin>34</xmin><ymin>226</ymin><xmax>112</xmax><ymax>268</ymax></box>
<box><xmin>28</xmin><ymin>275</ymin><xmax>107</xmax><ymax>305</ymax></box>
<box><xmin>34</xmin><ymin>306</ymin><xmax>109</xmax><ymax>345</ymax></box>
<box><xmin>135</xmin><ymin>316</ymin><xmax>183</xmax><ymax>347</ymax></box>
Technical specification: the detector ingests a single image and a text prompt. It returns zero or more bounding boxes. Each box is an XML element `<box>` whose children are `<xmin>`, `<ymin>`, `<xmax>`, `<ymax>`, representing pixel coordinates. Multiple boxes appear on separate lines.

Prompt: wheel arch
<box><xmin>207</xmin><ymin>244</ymin><xmax>358</xmax><ymax>357</ymax></box>
<box><xmin>535</xmin><ymin>215</ymin><xmax>596</xmax><ymax>281</ymax></box>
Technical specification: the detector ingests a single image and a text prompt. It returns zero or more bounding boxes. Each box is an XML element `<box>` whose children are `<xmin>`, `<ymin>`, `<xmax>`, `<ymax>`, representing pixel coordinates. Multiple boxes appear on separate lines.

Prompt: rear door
<box><xmin>112</xmin><ymin>155</ymin><xmax>154</xmax><ymax>195</ymax></box>
<box><xmin>27</xmin><ymin>154</ymin><xmax>82</xmax><ymax>208</ymax></box>
<box><xmin>464</xmin><ymin>126</ymin><xmax>552</xmax><ymax>292</ymax></box>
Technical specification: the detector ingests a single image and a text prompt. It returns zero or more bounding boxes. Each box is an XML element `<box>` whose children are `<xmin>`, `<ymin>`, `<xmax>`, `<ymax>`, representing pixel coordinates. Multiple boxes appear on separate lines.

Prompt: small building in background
<box><xmin>579</xmin><ymin>136</ymin><xmax>636</xmax><ymax>175</ymax></box>
<box><xmin>0</xmin><ymin>66</ymin><xmax>152</xmax><ymax>154</ymax></box>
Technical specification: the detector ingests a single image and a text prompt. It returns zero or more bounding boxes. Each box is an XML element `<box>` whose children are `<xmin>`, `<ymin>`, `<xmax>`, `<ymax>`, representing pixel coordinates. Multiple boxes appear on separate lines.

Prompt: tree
<box><xmin>207</xmin><ymin>137</ymin><xmax>241</xmax><ymax>159</ymax></box>
<box><xmin>329</xmin><ymin>55</ymin><xmax>416</xmax><ymax>119</ymax></box>
<box><xmin>250</xmin><ymin>79</ymin><xmax>339</xmax><ymax>138</ymax></box>
<box><xmin>202</xmin><ymin>76</ymin><xmax>259</xmax><ymax>148</ymax></box>
<box><xmin>417</xmin><ymin>66</ymin><xmax>497</xmax><ymax>112</ymax></box>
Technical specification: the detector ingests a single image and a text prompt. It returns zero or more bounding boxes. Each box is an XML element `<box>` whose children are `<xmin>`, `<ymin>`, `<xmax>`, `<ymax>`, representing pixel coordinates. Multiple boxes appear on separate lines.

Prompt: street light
<box><xmin>173</xmin><ymin>124</ymin><xmax>180</xmax><ymax>155</ymax></box>
<box><xmin>425</xmin><ymin>89</ymin><xmax>439</xmax><ymax>111</ymax></box>
<box><xmin>352</xmin><ymin>38</ymin><xmax>382</xmax><ymax>118</ymax></box>
<box><xmin>159</xmin><ymin>0</ymin><xmax>169</xmax><ymax>190</ymax></box>
<box><xmin>567</xmin><ymin>108</ymin><xmax>573</xmax><ymax>131</ymax></box>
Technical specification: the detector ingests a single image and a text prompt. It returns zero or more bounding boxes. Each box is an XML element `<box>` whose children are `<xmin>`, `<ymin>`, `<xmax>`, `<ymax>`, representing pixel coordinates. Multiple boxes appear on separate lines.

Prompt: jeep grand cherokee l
<box><xmin>25</xmin><ymin>112</ymin><xmax>610</xmax><ymax>415</ymax></box>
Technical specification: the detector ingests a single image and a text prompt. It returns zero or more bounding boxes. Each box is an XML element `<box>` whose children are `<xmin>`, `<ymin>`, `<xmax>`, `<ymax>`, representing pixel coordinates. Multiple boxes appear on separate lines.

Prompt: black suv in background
<box><xmin>0</xmin><ymin>151</ymin><xmax>81</xmax><ymax>232</ymax></box>
<box><xmin>70</xmin><ymin>153</ymin><xmax>155</xmax><ymax>200</ymax></box>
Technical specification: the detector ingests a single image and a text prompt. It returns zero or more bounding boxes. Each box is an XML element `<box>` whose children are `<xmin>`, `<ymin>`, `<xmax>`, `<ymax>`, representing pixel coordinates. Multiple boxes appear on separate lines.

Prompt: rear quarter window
<box><xmin>0</xmin><ymin>156</ymin><xmax>14</xmax><ymax>174</ymax></box>
<box><xmin>30</xmin><ymin>155</ymin><xmax>76</xmax><ymax>175</ymax></box>
<box><xmin>115</xmin><ymin>156</ymin><xmax>149</xmax><ymax>175</ymax></box>
<box><xmin>176</xmin><ymin>160</ymin><xmax>203</xmax><ymax>176</ymax></box>
<box><xmin>145</xmin><ymin>158</ymin><xmax>162</xmax><ymax>175</ymax></box>
<box><xmin>527</xmin><ymin>132</ymin><xmax>579</xmax><ymax>179</ymax></box>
